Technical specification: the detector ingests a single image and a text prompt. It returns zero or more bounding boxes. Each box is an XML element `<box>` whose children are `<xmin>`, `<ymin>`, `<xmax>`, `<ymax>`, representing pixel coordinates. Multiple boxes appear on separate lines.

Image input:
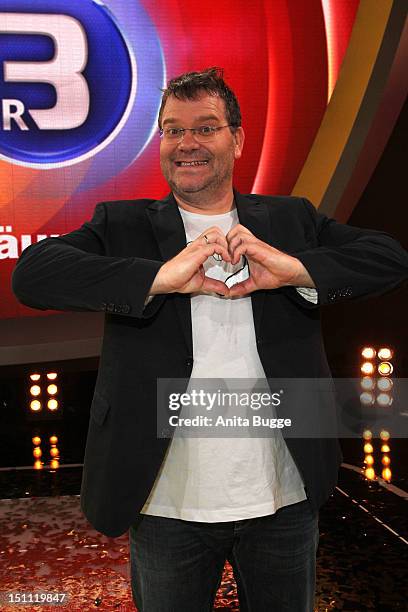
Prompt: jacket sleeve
<box><xmin>12</xmin><ymin>202</ymin><xmax>165</xmax><ymax>318</ymax></box>
<box><xmin>286</xmin><ymin>198</ymin><xmax>408</xmax><ymax>308</ymax></box>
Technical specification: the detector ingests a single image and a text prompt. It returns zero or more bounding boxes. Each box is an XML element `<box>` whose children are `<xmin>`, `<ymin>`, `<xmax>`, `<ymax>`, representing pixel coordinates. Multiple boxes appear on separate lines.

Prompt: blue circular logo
<box><xmin>0</xmin><ymin>0</ymin><xmax>165</xmax><ymax>170</ymax></box>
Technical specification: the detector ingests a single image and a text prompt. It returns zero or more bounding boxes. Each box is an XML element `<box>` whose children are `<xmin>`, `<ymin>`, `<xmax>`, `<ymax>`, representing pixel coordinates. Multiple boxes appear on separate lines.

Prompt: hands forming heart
<box><xmin>149</xmin><ymin>224</ymin><xmax>314</xmax><ymax>298</ymax></box>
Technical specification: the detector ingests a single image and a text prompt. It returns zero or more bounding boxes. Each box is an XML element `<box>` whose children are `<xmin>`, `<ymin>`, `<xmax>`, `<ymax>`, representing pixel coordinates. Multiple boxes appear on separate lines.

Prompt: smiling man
<box><xmin>12</xmin><ymin>68</ymin><xmax>408</xmax><ymax>611</ymax></box>
<box><xmin>159</xmin><ymin>90</ymin><xmax>244</xmax><ymax>211</ymax></box>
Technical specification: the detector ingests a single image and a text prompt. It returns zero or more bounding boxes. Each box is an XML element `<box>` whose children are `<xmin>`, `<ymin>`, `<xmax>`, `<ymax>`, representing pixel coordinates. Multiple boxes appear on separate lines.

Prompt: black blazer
<box><xmin>12</xmin><ymin>191</ymin><xmax>408</xmax><ymax>537</ymax></box>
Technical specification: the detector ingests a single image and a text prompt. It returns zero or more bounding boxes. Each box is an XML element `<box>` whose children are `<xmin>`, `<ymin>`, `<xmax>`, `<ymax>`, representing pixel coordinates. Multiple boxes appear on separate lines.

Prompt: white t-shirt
<box><xmin>141</xmin><ymin>207</ymin><xmax>311</xmax><ymax>521</ymax></box>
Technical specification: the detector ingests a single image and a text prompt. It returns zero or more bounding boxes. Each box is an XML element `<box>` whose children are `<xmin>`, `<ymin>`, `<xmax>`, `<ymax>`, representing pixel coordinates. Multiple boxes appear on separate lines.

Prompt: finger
<box><xmin>201</xmin><ymin>242</ymin><xmax>232</xmax><ymax>263</ymax></box>
<box><xmin>228</xmin><ymin>277</ymin><xmax>257</xmax><ymax>297</ymax></box>
<box><xmin>187</xmin><ymin>239</ymin><xmax>231</xmax><ymax>263</ymax></box>
<box><xmin>230</xmin><ymin>241</ymin><xmax>266</xmax><ymax>265</ymax></box>
<box><xmin>210</xmin><ymin>234</ymin><xmax>230</xmax><ymax>250</ymax></box>
<box><xmin>226</xmin><ymin>224</ymin><xmax>253</xmax><ymax>242</ymax></box>
<box><xmin>188</xmin><ymin>245</ymin><xmax>231</xmax><ymax>266</ymax></box>
<box><xmin>199</xmin><ymin>226</ymin><xmax>227</xmax><ymax>241</ymax></box>
<box><xmin>226</xmin><ymin>223</ymin><xmax>253</xmax><ymax>237</ymax></box>
<box><xmin>200</xmin><ymin>229</ymin><xmax>229</xmax><ymax>251</ymax></box>
<box><xmin>201</xmin><ymin>276</ymin><xmax>230</xmax><ymax>296</ymax></box>
<box><xmin>228</xmin><ymin>235</ymin><xmax>257</xmax><ymax>262</ymax></box>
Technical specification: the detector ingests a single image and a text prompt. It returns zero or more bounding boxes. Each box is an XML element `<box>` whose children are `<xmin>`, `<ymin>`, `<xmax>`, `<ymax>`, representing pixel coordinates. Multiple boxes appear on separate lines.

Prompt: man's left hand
<box><xmin>225</xmin><ymin>224</ymin><xmax>315</xmax><ymax>297</ymax></box>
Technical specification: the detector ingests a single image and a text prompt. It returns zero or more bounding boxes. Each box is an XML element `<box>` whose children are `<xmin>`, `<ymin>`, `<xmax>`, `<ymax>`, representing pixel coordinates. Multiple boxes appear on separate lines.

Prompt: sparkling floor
<box><xmin>0</xmin><ymin>462</ymin><xmax>407</xmax><ymax>611</ymax></box>
<box><xmin>0</xmin><ymin>380</ymin><xmax>407</xmax><ymax>612</ymax></box>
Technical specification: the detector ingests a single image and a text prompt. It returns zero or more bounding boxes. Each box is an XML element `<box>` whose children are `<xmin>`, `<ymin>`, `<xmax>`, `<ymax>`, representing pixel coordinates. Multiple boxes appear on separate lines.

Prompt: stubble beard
<box><xmin>161</xmin><ymin>155</ymin><xmax>235</xmax><ymax>205</ymax></box>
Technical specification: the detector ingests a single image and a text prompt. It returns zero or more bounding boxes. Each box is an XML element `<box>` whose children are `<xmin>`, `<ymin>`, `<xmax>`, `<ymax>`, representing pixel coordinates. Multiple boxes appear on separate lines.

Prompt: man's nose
<box><xmin>177</xmin><ymin>130</ymin><xmax>200</xmax><ymax>150</ymax></box>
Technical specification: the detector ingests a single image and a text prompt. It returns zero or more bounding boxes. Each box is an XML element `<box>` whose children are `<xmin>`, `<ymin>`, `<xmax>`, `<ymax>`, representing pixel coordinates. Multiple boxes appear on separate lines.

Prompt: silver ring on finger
<box><xmin>203</xmin><ymin>234</ymin><xmax>209</xmax><ymax>244</ymax></box>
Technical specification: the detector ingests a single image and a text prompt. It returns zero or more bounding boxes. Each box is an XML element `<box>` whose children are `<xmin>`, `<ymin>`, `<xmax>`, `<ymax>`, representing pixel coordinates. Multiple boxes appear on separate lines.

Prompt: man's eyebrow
<box><xmin>162</xmin><ymin>114</ymin><xmax>221</xmax><ymax>126</ymax></box>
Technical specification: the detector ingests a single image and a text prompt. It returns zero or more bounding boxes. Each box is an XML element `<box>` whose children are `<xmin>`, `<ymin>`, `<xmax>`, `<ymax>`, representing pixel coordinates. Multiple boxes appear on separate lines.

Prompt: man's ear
<box><xmin>234</xmin><ymin>127</ymin><xmax>245</xmax><ymax>159</ymax></box>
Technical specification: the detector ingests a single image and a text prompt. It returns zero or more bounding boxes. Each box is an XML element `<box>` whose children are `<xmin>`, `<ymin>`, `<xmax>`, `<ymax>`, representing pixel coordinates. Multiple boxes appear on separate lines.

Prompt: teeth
<box><xmin>178</xmin><ymin>161</ymin><xmax>208</xmax><ymax>166</ymax></box>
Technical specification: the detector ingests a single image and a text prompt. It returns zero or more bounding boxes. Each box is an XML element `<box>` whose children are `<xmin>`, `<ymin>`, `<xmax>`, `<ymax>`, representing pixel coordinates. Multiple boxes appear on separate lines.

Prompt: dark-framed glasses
<box><xmin>159</xmin><ymin>125</ymin><xmax>235</xmax><ymax>143</ymax></box>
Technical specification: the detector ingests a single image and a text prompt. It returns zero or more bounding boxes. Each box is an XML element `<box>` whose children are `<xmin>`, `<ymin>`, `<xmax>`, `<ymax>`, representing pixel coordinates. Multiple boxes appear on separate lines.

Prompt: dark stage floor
<box><xmin>0</xmin><ymin>382</ymin><xmax>407</xmax><ymax>611</ymax></box>
<box><xmin>1</xmin><ymin>438</ymin><xmax>407</xmax><ymax>611</ymax></box>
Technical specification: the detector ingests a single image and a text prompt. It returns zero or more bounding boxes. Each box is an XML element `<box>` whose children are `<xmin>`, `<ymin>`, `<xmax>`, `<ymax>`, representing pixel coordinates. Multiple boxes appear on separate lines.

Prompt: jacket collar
<box><xmin>233</xmin><ymin>190</ymin><xmax>270</xmax><ymax>338</ymax></box>
<box><xmin>146</xmin><ymin>189</ymin><xmax>270</xmax><ymax>250</ymax></box>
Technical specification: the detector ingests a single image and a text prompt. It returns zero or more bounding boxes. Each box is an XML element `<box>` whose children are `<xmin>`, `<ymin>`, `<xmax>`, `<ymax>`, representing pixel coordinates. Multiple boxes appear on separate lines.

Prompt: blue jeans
<box><xmin>129</xmin><ymin>499</ymin><xmax>319</xmax><ymax>611</ymax></box>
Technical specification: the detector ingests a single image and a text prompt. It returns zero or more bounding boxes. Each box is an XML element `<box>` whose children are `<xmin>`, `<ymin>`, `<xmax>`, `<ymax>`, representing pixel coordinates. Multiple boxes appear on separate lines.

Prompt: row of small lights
<box><xmin>360</xmin><ymin>347</ymin><xmax>393</xmax><ymax>482</ymax></box>
<box><xmin>32</xmin><ymin>435</ymin><xmax>60</xmax><ymax>469</ymax></box>
<box><xmin>360</xmin><ymin>347</ymin><xmax>393</xmax><ymax>407</ymax></box>
<box><xmin>363</xmin><ymin>429</ymin><xmax>391</xmax><ymax>482</ymax></box>
<box><xmin>29</xmin><ymin>372</ymin><xmax>59</xmax><ymax>412</ymax></box>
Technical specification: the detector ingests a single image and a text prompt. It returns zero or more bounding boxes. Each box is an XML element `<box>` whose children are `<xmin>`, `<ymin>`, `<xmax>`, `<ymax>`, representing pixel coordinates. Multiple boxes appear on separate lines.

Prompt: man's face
<box><xmin>159</xmin><ymin>92</ymin><xmax>244</xmax><ymax>202</ymax></box>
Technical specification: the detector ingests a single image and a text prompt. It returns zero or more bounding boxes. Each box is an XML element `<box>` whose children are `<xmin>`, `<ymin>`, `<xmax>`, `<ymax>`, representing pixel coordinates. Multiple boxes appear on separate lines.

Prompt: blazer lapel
<box><xmin>234</xmin><ymin>190</ymin><xmax>271</xmax><ymax>339</ymax></box>
<box><xmin>146</xmin><ymin>194</ymin><xmax>193</xmax><ymax>355</ymax></box>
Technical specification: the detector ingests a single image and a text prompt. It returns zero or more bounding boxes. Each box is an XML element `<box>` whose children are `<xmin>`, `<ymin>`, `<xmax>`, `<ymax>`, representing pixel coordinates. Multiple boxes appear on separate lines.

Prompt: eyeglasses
<box><xmin>159</xmin><ymin>125</ymin><xmax>235</xmax><ymax>143</ymax></box>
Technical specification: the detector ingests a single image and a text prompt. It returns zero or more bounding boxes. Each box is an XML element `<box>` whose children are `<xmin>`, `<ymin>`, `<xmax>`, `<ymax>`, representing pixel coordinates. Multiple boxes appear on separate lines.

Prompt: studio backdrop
<box><xmin>0</xmin><ymin>0</ymin><xmax>405</xmax><ymax>362</ymax></box>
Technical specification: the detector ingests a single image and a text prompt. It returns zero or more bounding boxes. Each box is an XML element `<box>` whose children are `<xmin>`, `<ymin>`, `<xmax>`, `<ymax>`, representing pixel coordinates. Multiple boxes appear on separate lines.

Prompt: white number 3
<box><xmin>0</xmin><ymin>13</ymin><xmax>90</xmax><ymax>130</ymax></box>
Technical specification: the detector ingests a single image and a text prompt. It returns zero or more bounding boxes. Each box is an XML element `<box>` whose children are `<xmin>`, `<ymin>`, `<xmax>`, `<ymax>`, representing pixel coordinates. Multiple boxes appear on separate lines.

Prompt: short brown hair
<box><xmin>158</xmin><ymin>67</ymin><xmax>241</xmax><ymax>129</ymax></box>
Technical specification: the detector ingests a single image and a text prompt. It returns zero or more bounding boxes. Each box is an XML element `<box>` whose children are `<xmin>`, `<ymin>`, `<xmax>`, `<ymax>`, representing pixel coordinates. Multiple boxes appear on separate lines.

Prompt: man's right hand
<box><xmin>149</xmin><ymin>226</ymin><xmax>231</xmax><ymax>296</ymax></box>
